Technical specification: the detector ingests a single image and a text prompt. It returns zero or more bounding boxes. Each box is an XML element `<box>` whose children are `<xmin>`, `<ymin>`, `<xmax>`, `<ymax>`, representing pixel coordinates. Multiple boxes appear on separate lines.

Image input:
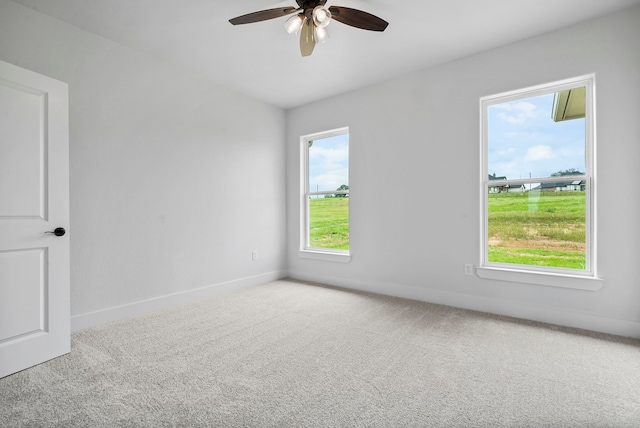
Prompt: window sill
<box><xmin>299</xmin><ymin>250</ymin><xmax>351</xmax><ymax>263</ymax></box>
<box><xmin>476</xmin><ymin>266</ymin><xmax>603</xmax><ymax>290</ymax></box>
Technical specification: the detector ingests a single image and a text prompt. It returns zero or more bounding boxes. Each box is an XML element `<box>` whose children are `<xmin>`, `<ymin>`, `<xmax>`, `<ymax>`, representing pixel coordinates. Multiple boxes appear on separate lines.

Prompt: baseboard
<box><xmin>288</xmin><ymin>271</ymin><xmax>640</xmax><ymax>340</ymax></box>
<box><xmin>71</xmin><ymin>271</ymin><xmax>287</xmax><ymax>332</ymax></box>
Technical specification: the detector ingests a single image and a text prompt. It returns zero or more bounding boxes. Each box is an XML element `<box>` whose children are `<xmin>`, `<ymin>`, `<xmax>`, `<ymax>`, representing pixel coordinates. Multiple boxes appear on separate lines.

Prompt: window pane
<box><xmin>487</xmin><ymin>190</ymin><xmax>586</xmax><ymax>269</ymax></box>
<box><xmin>487</xmin><ymin>89</ymin><xmax>585</xmax><ymax>181</ymax></box>
<box><xmin>308</xmin><ymin>134</ymin><xmax>349</xmax><ymax>193</ymax></box>
<box><xmin>308</xmin><ymin>196</ymin><xmax>349</xmax><ymax>250</ymax></box>
<box><xmin>484</xmin><ymin>83</ymin><xmax>590</xmax><ymax>272</ymax></box>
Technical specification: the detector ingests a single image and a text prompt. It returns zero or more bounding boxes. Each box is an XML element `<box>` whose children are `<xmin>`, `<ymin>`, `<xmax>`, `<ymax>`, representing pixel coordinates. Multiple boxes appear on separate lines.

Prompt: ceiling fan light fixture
<box><xmin>284</xmin><ymin>13</ymin><xmax>305</xmax><ymax>34</ymax></box>
<box><xmin>314</xmin><ymin>25</ymin><xmax>329</xmax><ymax>44</ymax></box>
<box><xmin>312</xmin><ymin>6</ymin><xmax>331</xmax><ymax>28</ymax></box>
<box><xmin>229</xmin><ymin>3</ymin><xmax>388</xmax><ymax>57</ymax></box>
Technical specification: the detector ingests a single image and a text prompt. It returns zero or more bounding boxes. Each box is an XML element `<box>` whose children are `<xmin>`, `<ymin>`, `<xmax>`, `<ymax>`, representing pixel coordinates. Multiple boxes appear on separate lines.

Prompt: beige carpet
<box><xmin>2</xmin><ymin>279</ymin><xmax>640</xmax><ymax>427</ymax></box>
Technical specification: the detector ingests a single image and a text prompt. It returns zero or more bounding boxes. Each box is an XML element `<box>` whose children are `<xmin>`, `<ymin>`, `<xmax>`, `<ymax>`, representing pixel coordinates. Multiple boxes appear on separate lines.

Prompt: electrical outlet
<box><xmin>464</xmin><ymin>264</ymin><xmax>474</xmax><ymax>276</ymax></box>
<box><xmin>252</xmin><ymin>251</ymin><xmax>258</xmax><ymax>261</ymax></box>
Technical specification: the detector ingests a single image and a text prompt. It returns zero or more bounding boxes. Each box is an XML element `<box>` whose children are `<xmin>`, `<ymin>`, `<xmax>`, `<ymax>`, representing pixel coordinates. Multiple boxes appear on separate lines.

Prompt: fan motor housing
<box><xmin>297</xmin><ymin>0</ymin><xmax>327</xmax><ymax>12</ymax></box>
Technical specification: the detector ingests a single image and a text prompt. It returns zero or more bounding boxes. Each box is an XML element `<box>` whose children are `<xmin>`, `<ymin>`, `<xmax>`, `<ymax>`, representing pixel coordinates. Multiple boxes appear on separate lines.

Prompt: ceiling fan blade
<box><xmin>328</xmin><ymin>6</ymin><xmax>388</xmax><ymax>31</ymax></box>
<box><xmin>300</xmin><ymin>18</ymin><xmax>315</xmax><ymax>57</ymax></box>
<box><xmin>229</xmin><ymin>7</ymin><xmax>298</xmax><ymax>25</ymax></box>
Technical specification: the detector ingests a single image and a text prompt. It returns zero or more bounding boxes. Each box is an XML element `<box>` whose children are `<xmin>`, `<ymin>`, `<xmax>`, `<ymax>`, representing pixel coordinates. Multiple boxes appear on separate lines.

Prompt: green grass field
<box><xmin>308</xmin><ymin>191</ymin><xmax>586</xmax><ymax>269</ymax></box>
<box><xmin>309</xmin><ymin>197</ymin><xmax>349</xmax><ymax>250</ymax></box>
<box><xmin>488</xmin><ymin>191</ymin><xmax>586</xmax><ymax>269</ymax></box>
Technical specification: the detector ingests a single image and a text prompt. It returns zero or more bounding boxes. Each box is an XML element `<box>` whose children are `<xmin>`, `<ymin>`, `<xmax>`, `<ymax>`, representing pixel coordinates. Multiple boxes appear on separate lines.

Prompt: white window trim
<box><xmin>478</xmin><ymin>75</ymin><xmax>601</xmax><ymax>289</ymax></box>
<box><xmin>299</xmin><ymin>127</ymin><xmax>351</xmax><ymax>262</ymax></box>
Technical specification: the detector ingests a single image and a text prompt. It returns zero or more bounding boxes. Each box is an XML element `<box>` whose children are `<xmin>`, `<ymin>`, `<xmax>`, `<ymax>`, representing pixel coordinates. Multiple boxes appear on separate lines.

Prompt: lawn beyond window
<box><xmin>308</xmin><ymin>197</ymin><xmax>349</xmax><ymax>250</ymax></box>
<box><xmin>487</xmin><ymin>192</ymin><xmax>586</xmax><ymax>269</ymax></box>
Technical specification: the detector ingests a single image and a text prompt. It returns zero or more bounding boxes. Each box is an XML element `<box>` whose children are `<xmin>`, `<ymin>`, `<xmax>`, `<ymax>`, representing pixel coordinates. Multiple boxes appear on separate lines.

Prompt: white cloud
<box><xmin>495</xmin><ymin>101</ymin><xmax>539</xmax><ymax>125</ymax></box>
<box><xmin>525</xmin><ymin>145</ymin><xmax>554</xmax><ymax>161</ymax></box>
<box><xmin>310</xmin><ymin>171</ymin><xmax>348</xmax><ymax>191</ymax></box>
<box><xmin>309</xmin><ymin>143</ymin><xmax>349</xmax><ymax>191</ymax></box>
<box><xmin>309</xmin><ymin>145</ymin><xmax>348</xmax><ymax>164</ymax></box>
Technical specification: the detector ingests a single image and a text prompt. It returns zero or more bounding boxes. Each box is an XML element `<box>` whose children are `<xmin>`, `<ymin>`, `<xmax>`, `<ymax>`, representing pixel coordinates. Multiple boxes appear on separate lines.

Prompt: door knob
<box><xmin>45</xmin><ymin>227</ymin><xmax>66</xmax><ymax>237</ymax></box>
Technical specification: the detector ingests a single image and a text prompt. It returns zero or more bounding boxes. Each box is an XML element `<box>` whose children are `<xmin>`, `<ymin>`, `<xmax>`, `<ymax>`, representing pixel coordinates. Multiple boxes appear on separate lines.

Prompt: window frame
<box><xmin>299</xmin><ymin>127</ymin><xmax>351</xmax><ymax>263</ymax></box>
<box><xmin>478</xmin><ymin>75</ymin><xmax>602</xmax><ymax>289</ymax></box>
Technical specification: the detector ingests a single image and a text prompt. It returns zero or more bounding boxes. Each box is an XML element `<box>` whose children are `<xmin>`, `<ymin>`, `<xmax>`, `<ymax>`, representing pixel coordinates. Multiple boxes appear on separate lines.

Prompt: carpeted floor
<box><xmin>2</xmin><ymin>279</ymin><xmax>640</xmax><ymax>427</ymax></box>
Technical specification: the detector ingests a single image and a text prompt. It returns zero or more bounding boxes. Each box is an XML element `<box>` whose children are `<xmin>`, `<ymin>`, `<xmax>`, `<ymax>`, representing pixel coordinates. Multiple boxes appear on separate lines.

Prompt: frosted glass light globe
<box><xmin>284</xmin><ymin>14</ymin><xmax>305</xmax><ymax>34</ymax></box>
<box><xmin>312</xmin><ymin>6</ymin><xmax>331</xmax><ymax>28</ymax></box>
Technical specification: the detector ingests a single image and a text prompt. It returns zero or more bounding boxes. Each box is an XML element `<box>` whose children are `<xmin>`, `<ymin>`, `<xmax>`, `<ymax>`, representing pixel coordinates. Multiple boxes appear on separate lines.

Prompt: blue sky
<box><xmin>488</xmin><ymin>93</ymin><xmax>585</xmax><ymax>179</ymax></box>
<box><xmin>308</xmin><ymin>133</ymin><xmax>349</xmax><ymax>193</ymax></box>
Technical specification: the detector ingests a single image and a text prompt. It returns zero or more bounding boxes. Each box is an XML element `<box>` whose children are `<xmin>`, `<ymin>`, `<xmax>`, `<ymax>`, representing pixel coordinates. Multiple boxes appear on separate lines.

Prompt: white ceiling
<box><xmin>10</xmin><ymin>0</ymin><xmax>640</xmax><ymax>108</ymax></box>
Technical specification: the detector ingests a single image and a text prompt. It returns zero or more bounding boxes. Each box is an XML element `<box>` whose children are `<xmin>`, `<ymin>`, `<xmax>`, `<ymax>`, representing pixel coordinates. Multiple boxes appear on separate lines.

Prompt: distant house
<box><xmin>487</xmin><ymin>174</ymin><xmax>527</xmax><ymax>193</ymax></box>
<box><xmin>533</xmin><ymin>180</ymin><xmax>586</xmax><ymax>192</ymax></box>
<box><xmin>488</xmin><ymin>173</ymin><xmax>508</xmax><ymax>193</ymax></box>
<box><xmin>506</xmin><ymin>184</ymin><xmax>526</xmax><ymax>193</ymax></box>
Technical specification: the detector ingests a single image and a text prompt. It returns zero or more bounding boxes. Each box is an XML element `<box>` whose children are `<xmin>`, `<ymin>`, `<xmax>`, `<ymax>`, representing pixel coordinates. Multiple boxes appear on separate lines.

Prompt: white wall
<box><xmin>287</xmin><ymin>6</ymin><xmax>640</xmax><ymax>338</ymax></box>
<box><xmin>0</xmin><ymin>1</ymin><xmax>287</xmax><ymax>328</ymax></box>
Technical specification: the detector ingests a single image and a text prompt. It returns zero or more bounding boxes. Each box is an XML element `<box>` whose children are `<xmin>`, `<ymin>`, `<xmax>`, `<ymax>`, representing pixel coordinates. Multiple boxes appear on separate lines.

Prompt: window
<box><xmin>300</xmin><ymin>127</ymin><xmax>350</xmax><ymax>262</ymax></box>
<box><xmin>479</xmin><ymin>75</ymin><xmax>599</xmax><ymax>286</ymax></box>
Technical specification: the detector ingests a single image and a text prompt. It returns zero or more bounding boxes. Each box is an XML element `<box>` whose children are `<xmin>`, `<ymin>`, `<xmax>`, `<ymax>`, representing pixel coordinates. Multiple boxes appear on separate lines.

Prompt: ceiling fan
<box><xmin>229</xmin><ymin>1</ymin><xmax>389</xmax><ymax>57</ymax></box>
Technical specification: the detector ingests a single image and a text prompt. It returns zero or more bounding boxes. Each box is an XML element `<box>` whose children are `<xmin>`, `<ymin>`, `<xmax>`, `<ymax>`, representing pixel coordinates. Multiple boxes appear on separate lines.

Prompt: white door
<box><xmin>0</xmin><ymin>60</ymin><xmax>70</xmax><ymax>378</ymax></box>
